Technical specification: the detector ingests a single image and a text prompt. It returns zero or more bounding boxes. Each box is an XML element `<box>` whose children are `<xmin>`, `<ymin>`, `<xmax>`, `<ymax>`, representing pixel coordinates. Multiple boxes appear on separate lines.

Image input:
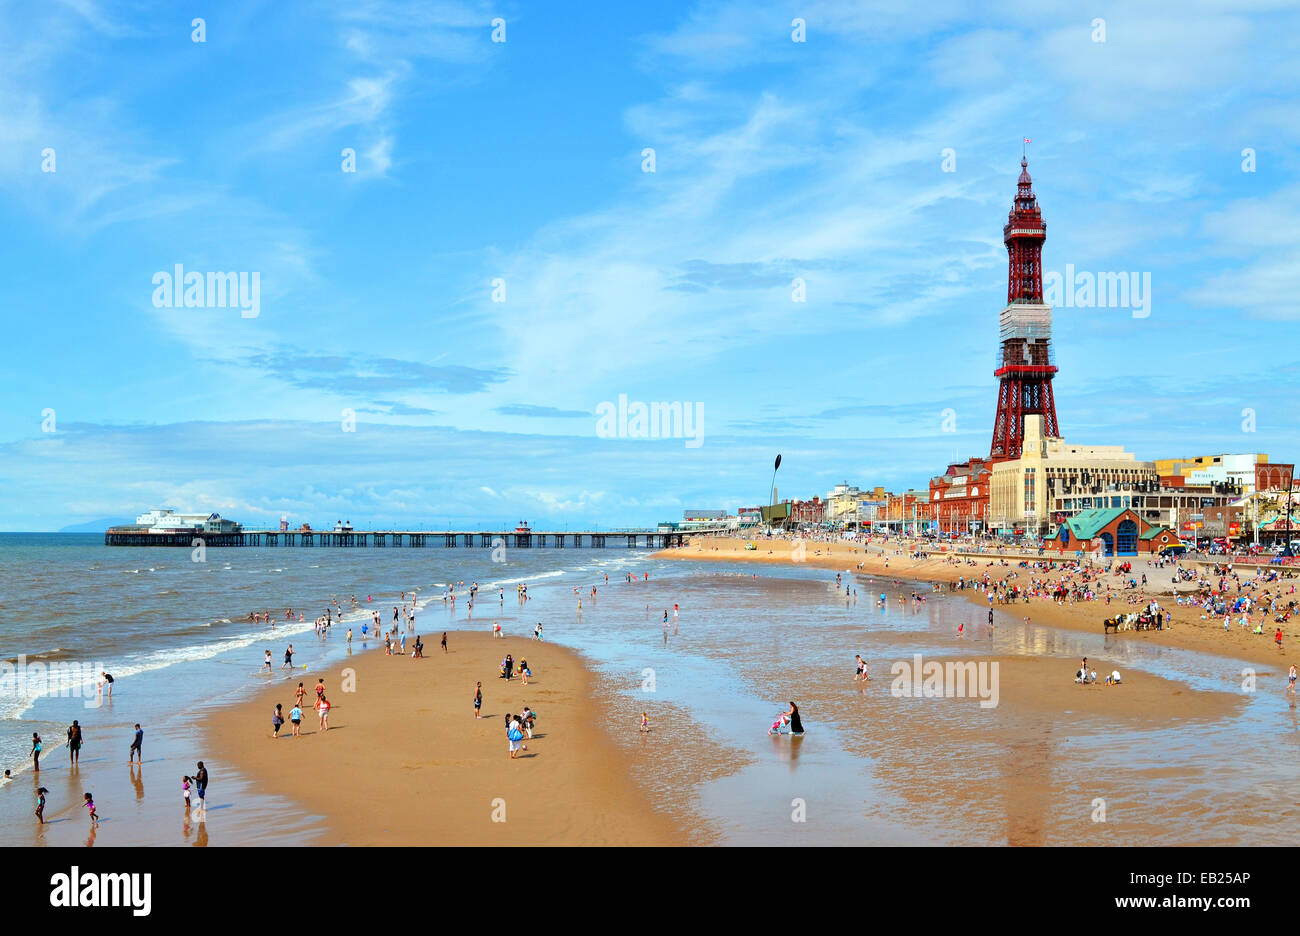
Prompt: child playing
<box><xmin>83</xmin><ymin>792</ymin><xmax>99</xmax><ymax>825</ymax></box>
<box><xmin>182</xmin><ymin>776</ymin><xmax>192</xmax><ymax>809</ymax></box>
<box><xmin>639</xmin><ymin>712</ymin><xmax>650</xmax><ymax>733</ymax></box>
<box><xmin>35</xmin><ymin>787</ymin><xmax>47</xmax><ymax>824</ymax></box>
<box><xmin>289</xmin><ymin>703</ymin><xmax>303</xmax><ymax>736</ymax></box>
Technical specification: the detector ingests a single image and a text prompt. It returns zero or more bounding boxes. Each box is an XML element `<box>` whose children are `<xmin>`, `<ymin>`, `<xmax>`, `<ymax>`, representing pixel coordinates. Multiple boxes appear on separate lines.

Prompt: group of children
<box><xmin>271</xmin><ymin>679</ymin><xmax>331</xmax><ymax>738</ymax></box>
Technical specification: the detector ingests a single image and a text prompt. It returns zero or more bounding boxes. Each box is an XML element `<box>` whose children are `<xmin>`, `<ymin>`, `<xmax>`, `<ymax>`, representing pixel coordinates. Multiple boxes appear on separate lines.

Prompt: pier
<box><xmin>103</xmin><ymin>526</ymin><xmax>720</xmax><ymax>549</ymax></box>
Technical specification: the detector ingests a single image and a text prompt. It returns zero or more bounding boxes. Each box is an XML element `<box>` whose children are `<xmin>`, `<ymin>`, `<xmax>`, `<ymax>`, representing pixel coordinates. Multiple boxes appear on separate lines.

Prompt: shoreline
<box><xmin>655</xmin><ymin>537</ymin><xmax>1299</xmax><ymax>671</ymax></box>
<box><xmin>204</xmin><ymin>631</ymin><xmax>694</xmax><ymax>846</ymax></box>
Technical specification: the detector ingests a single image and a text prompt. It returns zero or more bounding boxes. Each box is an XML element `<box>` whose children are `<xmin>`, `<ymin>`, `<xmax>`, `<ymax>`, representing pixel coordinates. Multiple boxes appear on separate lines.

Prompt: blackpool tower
<box><xmin>989</xmin><ymin>156</ymin><xmax>1059</xmax><ymax>459</ymax></box>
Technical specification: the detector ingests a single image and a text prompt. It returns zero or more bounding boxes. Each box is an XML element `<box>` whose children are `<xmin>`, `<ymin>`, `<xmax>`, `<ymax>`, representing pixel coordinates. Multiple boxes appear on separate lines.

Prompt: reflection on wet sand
<box><xmin>1000</xmin><ymin>732</ymin><xmax>1054</xmax><ymax>847</ymax></box>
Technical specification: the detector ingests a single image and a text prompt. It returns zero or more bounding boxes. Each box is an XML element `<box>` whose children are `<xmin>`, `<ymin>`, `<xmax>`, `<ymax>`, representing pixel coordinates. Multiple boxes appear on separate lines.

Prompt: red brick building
<box><xmin>1047</xmin><ymin>507</ymin><xmax>1179</xmax><ymax>556</ymax></box>
<box><xmin>930</xmin><ymin>458</ymin><xmax>995</xmax><ymax>534</ymax></box>
<box><xmin>788</xmin><ymin>497</ymin><xmax>825</xmax><ymax>525</ymax></box>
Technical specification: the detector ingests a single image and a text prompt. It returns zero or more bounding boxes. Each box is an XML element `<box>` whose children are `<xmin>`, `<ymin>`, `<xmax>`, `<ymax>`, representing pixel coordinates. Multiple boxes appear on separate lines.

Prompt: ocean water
<box><xmin>1</xmin><ymin>534</ymin><xmax>1296</xmax><ymax>846</ymax></box>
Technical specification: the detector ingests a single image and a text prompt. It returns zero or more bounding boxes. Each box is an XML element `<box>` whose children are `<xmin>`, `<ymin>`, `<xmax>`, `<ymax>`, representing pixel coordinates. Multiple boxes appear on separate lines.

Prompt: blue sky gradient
<box><xmin>2</xmin><ymin>0</ymin><xmax>1298</xmax><ymax>530</ymax></box>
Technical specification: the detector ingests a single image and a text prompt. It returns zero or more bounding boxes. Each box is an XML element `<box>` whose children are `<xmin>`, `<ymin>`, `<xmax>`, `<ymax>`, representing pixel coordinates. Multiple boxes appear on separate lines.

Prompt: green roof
<box><xmin>1063</xmin><ymin>507</ymin><xmax>1128</xmax><ymax>541</ymax></box>
<box><xmin>1140</xmin><ymin>525</ymin><xmax>1170</xmax><ymax>540</ymax></box>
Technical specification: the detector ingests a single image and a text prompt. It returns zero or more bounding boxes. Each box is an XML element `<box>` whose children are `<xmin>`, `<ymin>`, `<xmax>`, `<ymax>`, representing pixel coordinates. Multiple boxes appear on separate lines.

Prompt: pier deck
<box><xmin>103</xmin><ymin>527</ymin><xmax>719</xmax><ymax>549</ymax></box>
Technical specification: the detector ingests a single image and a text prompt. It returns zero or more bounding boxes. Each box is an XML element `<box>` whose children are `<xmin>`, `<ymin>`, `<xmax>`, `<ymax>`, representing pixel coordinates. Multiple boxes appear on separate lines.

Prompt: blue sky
<box><xmin>1</xmin><ymin>0</ymin><xmax>1298</xmax><ymax>530</ymax></box>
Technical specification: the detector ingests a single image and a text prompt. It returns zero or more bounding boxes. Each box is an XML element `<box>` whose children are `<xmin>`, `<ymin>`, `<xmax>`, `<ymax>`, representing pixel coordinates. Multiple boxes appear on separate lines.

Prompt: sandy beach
<box><xmin>206</xmin><ymin>631</ymin><xmax>693</xmax><ymax>845</ymax></box>
<box><xmin>658</xmin><ymin>537</ymin><xmax>1300</xmax><ymax>671</ymax></box>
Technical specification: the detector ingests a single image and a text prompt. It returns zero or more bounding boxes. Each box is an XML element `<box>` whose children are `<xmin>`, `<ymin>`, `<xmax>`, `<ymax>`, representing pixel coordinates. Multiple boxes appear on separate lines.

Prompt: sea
<box><xmin>1</xmin><ymin>532</ymin><xmax>1297</xmax><ymax>846</ymax></box>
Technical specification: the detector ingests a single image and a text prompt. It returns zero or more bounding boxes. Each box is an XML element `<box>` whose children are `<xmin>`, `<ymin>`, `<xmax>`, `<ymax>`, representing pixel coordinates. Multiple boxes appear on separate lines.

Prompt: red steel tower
<box><xmin>989</xmin><ymin>157</ymin><xmax>1058</xmax><ymax>459</ymax></box>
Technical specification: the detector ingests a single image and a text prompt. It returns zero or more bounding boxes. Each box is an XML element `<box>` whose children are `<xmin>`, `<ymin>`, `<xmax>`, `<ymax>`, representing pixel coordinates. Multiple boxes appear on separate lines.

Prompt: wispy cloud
<box><xmin>494</xmin><ymin>404</ymin><xmax>591</xmax><ymax>418</ymax></box>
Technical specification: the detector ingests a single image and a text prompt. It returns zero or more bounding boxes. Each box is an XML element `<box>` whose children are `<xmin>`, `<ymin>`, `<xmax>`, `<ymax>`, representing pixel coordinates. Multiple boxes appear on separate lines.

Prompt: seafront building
<box><xmin>1046</xmin><ymin>507</ymin><xmax>1181</xmax><ymax>556</ymax></box>
<box><xmin>988</xmin><ymin>416</ymin><xmax>1157</xmax><ymax>536</ymax></box>
<box><xmin>824</xmin><ymin>483</ymin><xmax>863</xmax><ymax>524</ymax></box>
<box><xmin>1154</xmin><ymin>453</ymin><xmax>1270</xmax><ymax>492</ymax></box>
<box><xmin>931</xmin><ymin>459</ymin><xmax>994</xmax><ymax>534</ymax></box>
<box><xmin>823</xmin><ymin>483</ymin><xmax>889</xmax><ymax>527</ymax></box>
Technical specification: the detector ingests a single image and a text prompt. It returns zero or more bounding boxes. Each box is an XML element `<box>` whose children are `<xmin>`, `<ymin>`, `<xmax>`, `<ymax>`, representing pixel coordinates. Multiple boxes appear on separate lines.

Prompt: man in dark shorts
<box><xmin>67</xmin><ymin>720</ymin><xmax>83</xmax><ymax>765</ymax></box>
<box><xmin>194</xmin><ymin>761</ymin><xmax>209</xmax><ymax>810</ymax></box>
<box><xmin>129</xmin><ymin>723</ymin><xmax>143</xmax><ymax>763</ymax></box>
<box><xmin>283</xmin><ymin>644</ymin><xmax>294</xmax><ymax>669</ymax></box>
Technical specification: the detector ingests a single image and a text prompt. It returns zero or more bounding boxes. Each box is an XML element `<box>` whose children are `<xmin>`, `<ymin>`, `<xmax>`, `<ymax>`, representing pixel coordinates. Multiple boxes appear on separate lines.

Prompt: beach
<box><xmin>205</xmin><ymin>631</ymin><xmax>691</xmax><ymax>845</ymax></box>
<box><xmin>4</xmin><ymin>535</ymin><xmax>1298</xmax><ymax>847</ymax></box>
<box><xmin>657</xmin><ymin>536</ymin><xmax>1300</xmax><ymax>670</ymax></box>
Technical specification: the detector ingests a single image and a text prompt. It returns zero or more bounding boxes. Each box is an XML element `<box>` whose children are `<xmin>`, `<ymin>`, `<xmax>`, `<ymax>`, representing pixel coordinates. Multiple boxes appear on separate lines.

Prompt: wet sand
<box><xmin>750</xmin><ymin>642</ymin><xmax>1257</xmax><ymax>846</ymax></box>
<box><xmin>205</xmin><ymin>632</ymin><xmax>694</xmax><ymax>845</ymax></box>
<box><xmin>659</xmin><ymin>538</ymin><xmax>1300</xmax><ymax>671</ymax></box>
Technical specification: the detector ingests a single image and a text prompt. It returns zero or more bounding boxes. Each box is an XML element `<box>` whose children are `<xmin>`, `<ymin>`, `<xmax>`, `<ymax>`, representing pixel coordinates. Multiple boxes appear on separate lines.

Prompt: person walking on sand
<box><xmin>289</xmin><ymin>702</ymin><xmax>303</xmax><ymax>736</ymax></box>
<box><xmin>30</xmin><ymin>732</ymin><xmax>42</xmax><ymax>772</ymax></box>
<box><xmin>507</xmin><ymin>714</ymin><xmax>525</xmax><ymax>759</ymax></box>
<box><xmin>272</xmin><ymin>703</ymin><xmax>285</xmax><ymax>739</ymax></box>
<box><xmin>295</xmin><ymin>682</ymin><xmax>306</xmax><ymax>708</ymax></box>
<box><xmin>441</xmin><ymin>632</ymin><xmax>448</xmax><ymax>653</ymax></box>
<box><xmin>474</xmin><ymin>682</ymin><xmax>482</xmax><ymax>719</ymax></box>
<box><xmin>315</xmin><ymin>678</ymin><xmax>326</xmax><ymax>703</ymax></box>
<box><xmin>317</xmin><ymin>695</ymin><xmax>331</xmax><ymax>731</ymax></box>
<box><xmin>129</xmin><ymin>723</ymin><xmax>143</xmax><ymax>763</ymax></box>
<box><xmin>639</xmin><ymin>711</ymin><xmax>650</xmax><ymax>733</ymax></box>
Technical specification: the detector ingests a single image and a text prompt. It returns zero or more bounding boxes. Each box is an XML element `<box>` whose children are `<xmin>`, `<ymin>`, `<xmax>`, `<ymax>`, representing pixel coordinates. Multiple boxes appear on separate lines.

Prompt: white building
<box><xmin>135</xmin><ymin>508</ymin><xmax>242</xmax><ymax>534</ymax></box>
<box><xmin>825</xmin><ymin>483</ymin><xmax>863</xmax><ymax>524</ymax></box>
